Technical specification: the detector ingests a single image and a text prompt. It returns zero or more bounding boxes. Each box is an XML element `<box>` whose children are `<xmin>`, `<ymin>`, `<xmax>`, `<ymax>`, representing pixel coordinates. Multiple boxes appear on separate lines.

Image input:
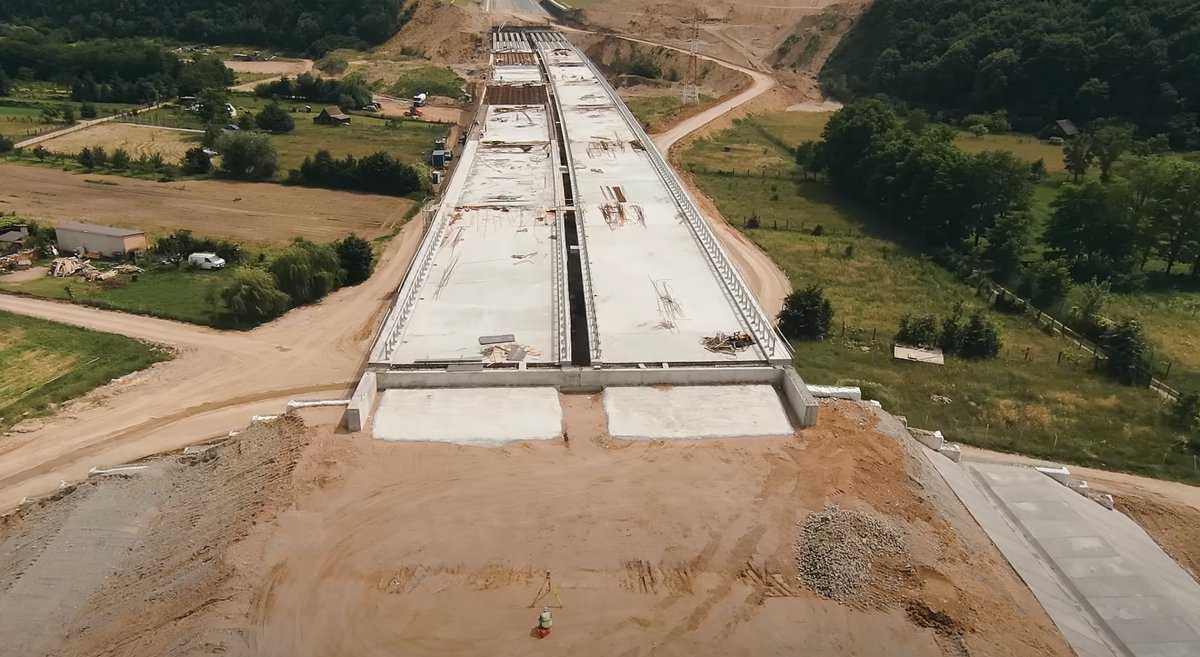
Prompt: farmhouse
<box><xmin>314</xmin><ymin>106</ymin><xmax>352</xmax><ymax>126</ymax></box>
<box><xmin>55</xmin><ymin>221</ymin><xmax>148</xmax><ymax>257</ymax></box>
<box><xmin>1052</xmin><ymin>119</ymin><xmax>1080</xmax><ymax>138</ymax></box>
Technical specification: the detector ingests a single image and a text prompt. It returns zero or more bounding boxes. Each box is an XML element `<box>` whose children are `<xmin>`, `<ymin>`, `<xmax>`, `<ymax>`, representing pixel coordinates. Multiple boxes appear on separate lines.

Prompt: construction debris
<box><xmin>795</xmin><ymin>504</ymin><xmax>906</xmax><ymax>603</ymax></box>
<box><xmin>701</xmin><ymin>331</ymin><xmax>755</xmax><ymax>355</ymax></box>
<box><xmin>48</xmin><ymin>257</ymin><xmax>142</xmax><ymax>281</ymax></box>
<box><xmin>0</xmin><ymin>249</ymin><xmax>35</xmax><ymax>272</ymax></box>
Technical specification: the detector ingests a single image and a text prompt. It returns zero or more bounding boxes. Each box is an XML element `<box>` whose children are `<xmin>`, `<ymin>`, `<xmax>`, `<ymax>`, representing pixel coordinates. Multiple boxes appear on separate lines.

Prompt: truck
<box><xmin>188</xmin><ymin>252</ymin><xmax>226</xmax><ymax>270</ymax></box>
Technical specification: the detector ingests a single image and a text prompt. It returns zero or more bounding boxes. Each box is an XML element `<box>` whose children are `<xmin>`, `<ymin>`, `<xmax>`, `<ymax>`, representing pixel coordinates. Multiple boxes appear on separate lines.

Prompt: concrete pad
<box><xmin>373</xmin><ymin>388</ymin><xmax>561</xmax><ymax>446</ymax></box>
<box><xmin>603</xmin><ymin>385</ymin><xmax>793</xmax><ymax>440</ymax></box>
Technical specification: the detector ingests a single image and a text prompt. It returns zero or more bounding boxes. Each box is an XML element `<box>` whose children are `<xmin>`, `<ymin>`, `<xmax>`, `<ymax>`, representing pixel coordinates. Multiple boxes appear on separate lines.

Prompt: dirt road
<box><xmin>0</xmin><ymin>217</ymin><xmax>426</xmax><ymax>510</ymax></box>
<box><xmin>0</xmin><ymin>164</ymin><xmax>411</xmax><ymax>243</ymax></box>
<box><xmin>227</xmin><ymin>59</ymin><xmax>314</xmax><ymax>92</ymax></box>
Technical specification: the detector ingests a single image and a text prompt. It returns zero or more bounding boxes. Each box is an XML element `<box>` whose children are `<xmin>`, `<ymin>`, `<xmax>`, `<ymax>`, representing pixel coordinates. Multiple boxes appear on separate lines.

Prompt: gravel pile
<box><xmin>795</xmin><ymin>504</ymin><xmax>906</xmax><ymax>602</ymax></box>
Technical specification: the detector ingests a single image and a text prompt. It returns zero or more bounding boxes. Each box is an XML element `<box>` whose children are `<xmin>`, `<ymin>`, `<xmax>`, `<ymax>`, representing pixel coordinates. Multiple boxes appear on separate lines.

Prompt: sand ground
<box><xmin>0</xmin><ymin>401</ymin><xmax>1075</xmax><ymax>657</ymax></box>
<box><xmin>0</xmin><ymin>163</ymin><xmax>413</xmax><ymax>243</ymax></box>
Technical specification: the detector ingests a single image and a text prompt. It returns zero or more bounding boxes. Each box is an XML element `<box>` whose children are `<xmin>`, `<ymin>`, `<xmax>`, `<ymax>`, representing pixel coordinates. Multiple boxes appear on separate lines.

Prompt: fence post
<box><xmin>1164</xmin><ymin>360</ymin><xmax>1173</xmax><ymax>380</ymax></box>
<box><xmin>1057</xmin><ymin>351</ymin><xmax>1063</xmax><ymax>365</ymax></box>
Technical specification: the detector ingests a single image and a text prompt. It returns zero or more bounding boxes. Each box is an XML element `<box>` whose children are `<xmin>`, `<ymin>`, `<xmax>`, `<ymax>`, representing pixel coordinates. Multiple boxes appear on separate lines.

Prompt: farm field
<box><xmin>127</xmin><ymin>95</ymin><xmax>448</xmax><ymax>174</ymax></box>
<box><xmin>1</xmin><ymin>269</ymin><xmax>234</xmax><ymax>327</ymax></box>
<box><xmin>679</xmin><ymin>113</ymin><xmax>1196</xmax><ymax>483</ymax></box>
<box><xmin>37</xmin><ymin>123</ymin><xmax>201</xmax><ymax>161</ymax></box>
<box><xmin>0</xmin><ymin>163</ymin><xmax>414</xmax><ymax>244</ymax></box>
<box><xmin>0</xmin><ymin>96</ymin><xmax>139</xmax><ymax>139</ymax></box>
<box><xmin>0</xmin><ymin>310</ymin><xmax>169</xmax><ymax>432</ymax></box>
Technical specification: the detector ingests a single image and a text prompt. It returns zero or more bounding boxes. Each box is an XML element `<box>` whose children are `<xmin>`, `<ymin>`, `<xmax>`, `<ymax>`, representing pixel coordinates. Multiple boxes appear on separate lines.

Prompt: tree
<box><xmin>896</xmin><ymin>313</ymin><xmax>939</xmax><ymax>348</ymax></box>
<box><xmin>794</xmin><ymin>141</ymin><xmax>821</xmax><ymax>180</ymax></box>
<box><xmin>216</xmin><ymin>132</ymin><xmax>278</xmax><ymax>180</ymax></box>
<box><xmin>1063</xmin><ymin>134</ymin><xmax>1094</xmax><ymax>182</ymax></box>
<box><xmin>79</xmin><ymin>102</ymin><xmax>98</xmax><ymax>119</ymax></box>
<box><xmin>1090</xmin><ymin>120</ymin><xmax>1136</xmax><ymax>182</ymax></box>
<box><xmin>255</xmin><ymin>102</ymin><xmax>295</xmax><ymax>133</ymax></box>
<box><xmin>270</xmin><ymin>239</ymin><xmax>344</xmax><ymax>305</ymax></box>
<box><xmin>1045</xmin><ymin>181</ymin><xmax>1139</xmax><ymax>285</ymax></box>
<box><xmin>966</xmin><ymin>150</ymin><xmax>1032</xmax><ymax>246</ymax></box>
<box><xmin>983</xmin><ymin>211</ymin><xmax>1032</xmax><ymax>282</ymax></box>
<box><xmin>0</xmin><ymin>66</ymin><xmax>9</xmax><ymax>97</ymax></box>
<box><xmin>220</xmin><ymin>268</ymin><xmax>291</xmax><ymax>326</ymax></box>
<box><xmin>958</xmin><ymin>312</ymin><xmax>1002</xmax><ymax>359</ymax></box>
<box><xmin>60</xmin><ymin>104</ymin><xmax>76</xmax><ymax>125</ymax></box>
<box><xmin>236</xmin><ymin>112</ymin><xmax>256</xmax><ymax>131</ymax></box>
<box><xmin>1147</xmin><ymin>159</ymin><xmax>1200</xmax><ymax>275</ymax></box>
<box><xmin>777</xmin><ymin>285</ymin><xmax>834</xmax><ymax>340</ymax></box>
<box><xmin>77</xmin><ymin>146</ymin><xmax>96</xmax><ymax>170</ymax></box>
<box><xmin>1023</xmin><ymin>259</ymin><xmax>1073</xmax><ymax>308</ymax></box>
<box><xmin>181</xmin><ymin>146</ymin><xmax>212</xmax><ymax>174</ymax></box>
<box><xmin>177</xmin><ymin>56</ymin><xmax>234</xmax><ymax>96</ymax></box>
<box><xmin>0</xmin><ymin>135</ymin><xmax>12</xmax><ymax>154</ymax></box>
<box><xmin>197</xmin><ymin>88</ymin><xmax>231</xmax><ymax>123</ymax></box>
<box><xmin>111</xmin><ymin>147</ymin><xmax>131</xmax><ymax>169</ymax></box>
<box><xmin>1099</xmin><ymin>319</ymin><xmax>1152</xmax><ymax>386</ymax></box>
<box><xmin>337</xmin><ymin>234</ymin><xmax>374</xmax><ymax>285</ymax></box>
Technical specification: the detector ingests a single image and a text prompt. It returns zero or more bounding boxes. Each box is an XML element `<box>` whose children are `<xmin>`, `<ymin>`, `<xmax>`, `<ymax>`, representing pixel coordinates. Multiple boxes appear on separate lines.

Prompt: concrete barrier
<box><xmin>344</xmin><ymin>371</ymin><xmax>378</xmax><ymax>433</ymax></box>
<box><xmin>373</xmin><ymin>364</ymin><xmax>821</xmax><ymax>429</ymax></box>
<box><xmin>807</xmin><ymin>385</ymin><xmax>863</xmax><ymax>401</ymax></box>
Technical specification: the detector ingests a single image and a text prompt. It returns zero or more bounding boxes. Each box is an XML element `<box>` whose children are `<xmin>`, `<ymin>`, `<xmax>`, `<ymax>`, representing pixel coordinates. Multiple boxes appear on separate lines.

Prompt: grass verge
<box><xmin>0</xmin><ymin>310</ymin><xmax>170</xmax><ymax>431</ymax></box>
<box><xmin>680</xmin><ymin>113</ymin><xmax>1199</xmax><ymax>483</ymax></box>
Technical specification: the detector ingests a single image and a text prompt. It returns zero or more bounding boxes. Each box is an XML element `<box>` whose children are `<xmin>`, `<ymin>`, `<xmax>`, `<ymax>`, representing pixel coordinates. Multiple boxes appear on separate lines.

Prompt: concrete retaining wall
<box><xmin>371</xmin><ymin>365</ymin><xmax>820</xmax><ymax>429</ymax></box>
<box><xmin>343</xmin><ymin>371</ymin><xmax>377</xmax><ymax>433</ymax></box>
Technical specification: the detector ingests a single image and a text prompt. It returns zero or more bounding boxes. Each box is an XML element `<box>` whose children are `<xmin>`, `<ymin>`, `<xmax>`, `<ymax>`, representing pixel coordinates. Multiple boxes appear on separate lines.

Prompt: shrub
<box><xmin>216</xmin><ymin>132</ymin><xmax>278</xmax><ymax>180</ymax></box>
<box><xmin>110</xmin><ymin>147</ymin><xmax>131</xmax><ymax>169</ymax></box>
<box><xmin>270</xmin><ymin>239</ymin><xmax>344</xmax><ymax>305</ymax></box>
<box><xmin>255</xmin><ymin>102</ymin><xmax>295</xmax><ymax>133</ymax></box>
<box><xmin>938</xmin><ymin>304</ymin><xmax>965</xmax><ymax>353</ymax></box>
<box><xmin>1098</xmin><ymin>319</ymin><xmax>1152</xmax><ymax>386</ymax></box>
<box><xmin>896</xmin><ymin>313</ymin><xmax>939</xmax><ymax>348</ymax></box>
<box><xmin>77</xmin><ymin>146</ymin><xmax>96</xmax><ymax>170</ymax></box>
<box><xmin>288</xmin><ymin>149</ymin><xmax>421</xmax><ymax>197</ymax></box>
<box><xmin>220</xmin><ymin>268</ymin><xmax>290</xmax><ymax>326</ymax></box>
<box><xmin>153</xmin><ymin>229</ymin><xmax>243</xmax><ymax>264</ymax></box>
<box><xmin>181</xmin><ymin>147</ymin><xmax>212</xmax><ymax>174</ymax></box>
<box><xmin>777</xmin><ymin>285</ymin><xmax>834</xmax><ymax>340</ymax></box>
<box><xmin>336</xmin><ymin>234</ymin><xmax>374</xmax><ymax>285</ymax></box>
<box><xmin>1023</xmin><ymin>259</ymin><xmax>1073</xmax><ymax>309</ymax></box>
<box><xmin>1169</xmin><ymin>393</ymin><xmax>1200</xmax><ymax>433</ymax></box>
<box><xmin>958</xmin><ymin>312</ymin><xmax>1002</xmax><ymax>359</ymax></box>
<box><xmin>0</xmin><ymin>135</ymin><xmax>12</xmax><ymax>154</ymax></box>
<box><xmin>236</xmin><ymin>112</ymin><xmax>256</xmax><ymax>131</ymax></box>
<box><xmin>90</xmin><ymin>145</ymin><xmax>108</xmax><ymax>168</ymax></box>
<box><xmin>79</xmin><ymin>102</ymin><xmax>98</xmax><ymax>119</ymax></box>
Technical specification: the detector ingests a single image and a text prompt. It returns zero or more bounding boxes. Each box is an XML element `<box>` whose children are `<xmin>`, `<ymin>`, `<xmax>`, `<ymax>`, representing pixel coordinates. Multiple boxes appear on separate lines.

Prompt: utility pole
<box><xmin>681</xmin><ymin>9</ymin><xmax>701</xmax><ymax>105</ymax></box>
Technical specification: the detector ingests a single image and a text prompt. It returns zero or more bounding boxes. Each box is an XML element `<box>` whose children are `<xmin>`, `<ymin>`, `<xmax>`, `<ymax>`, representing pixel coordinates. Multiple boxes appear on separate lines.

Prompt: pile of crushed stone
<box><xmin>795</xmin><ymin>503</ymin><xmax>906</xmax><ymax>602</ymax></box>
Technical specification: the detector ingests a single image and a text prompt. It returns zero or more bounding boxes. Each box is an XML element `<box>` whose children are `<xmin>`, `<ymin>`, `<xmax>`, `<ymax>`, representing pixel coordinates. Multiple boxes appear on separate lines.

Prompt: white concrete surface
<box><xmin>603</xmin><ymin>385</ymin><xmax>793</xmax><ymax>439</ymax></box>
<box><xmin>931</xmin><ymin>456</ymin><xmax>1200</xmax><ymax>657</ymax></box>
<box><xmin>373</xmin><ymin>387</ymin><xmax>562</xmax><ymax>445</ymax></box>
<box><xmin>539</xmin><ymin>41</ymin><xmax>781</xmax><ymax>365</ymax></box>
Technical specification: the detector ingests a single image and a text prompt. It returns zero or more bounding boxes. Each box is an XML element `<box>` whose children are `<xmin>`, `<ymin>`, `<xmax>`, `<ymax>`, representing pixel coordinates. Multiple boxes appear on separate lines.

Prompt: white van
<box><xmin>188</xmin><ymin>252</ymin><xmax>226</xmax><ymax>270</ymax></box>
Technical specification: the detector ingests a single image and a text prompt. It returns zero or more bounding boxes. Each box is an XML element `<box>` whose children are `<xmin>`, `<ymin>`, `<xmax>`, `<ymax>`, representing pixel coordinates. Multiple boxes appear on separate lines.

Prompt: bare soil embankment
<box><xmin>0</xmin><ymin>402</ymin><xmax>1074</xmax><ymax>657</ymax></box>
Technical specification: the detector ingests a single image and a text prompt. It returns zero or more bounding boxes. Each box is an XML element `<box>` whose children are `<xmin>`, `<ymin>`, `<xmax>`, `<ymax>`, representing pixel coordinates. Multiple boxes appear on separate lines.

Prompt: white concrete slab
<box><xmin>603</xmin><ymin>385</ymin><xmax>793</xmax><ymax>439</ymax></box>
<box><xmin>932</xmin><ymin>456</ymin><xmax>1200</xmax><ymax>657</ymax></box>
<box><xmin>373</xmin><ymin>387</ymin><xmax>562</xmax><ymax>445</ymax></box>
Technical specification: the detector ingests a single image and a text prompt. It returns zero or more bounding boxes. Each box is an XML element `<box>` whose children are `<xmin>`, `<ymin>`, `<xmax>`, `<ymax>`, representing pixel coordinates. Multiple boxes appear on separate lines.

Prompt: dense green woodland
<box><xmin>0</xmin><ymin>0</ymin><xmax>410</xmax><ymax>54</ymax></box>
<box><xmin>0</xmin><ymin>34</ymin><xmax>232</xmax><ymax>102</ymax></box>
<box><xmin>822</xmin><ymin>0</ymin><xmax>1200</xmax><ymax>148</ymax></box>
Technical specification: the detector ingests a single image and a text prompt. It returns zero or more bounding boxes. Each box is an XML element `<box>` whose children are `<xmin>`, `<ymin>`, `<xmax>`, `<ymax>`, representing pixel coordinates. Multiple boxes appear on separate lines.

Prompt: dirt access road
<box><xmin>227</xmin><ymin>58</ymin><xmax>314</xmax><ymax>92</ymax></box>
<box><xmin>0</xmin><ymin>217</ymin><xmax>425</xmax><ymax>510</ymax></box>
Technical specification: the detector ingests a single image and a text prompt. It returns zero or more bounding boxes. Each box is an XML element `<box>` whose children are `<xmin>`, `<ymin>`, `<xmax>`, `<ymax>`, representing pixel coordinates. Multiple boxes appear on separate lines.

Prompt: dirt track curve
<box><xmin>0</xmin><ymin>218</ymin><xmax>424</xmax><ymax>510</ymax></box>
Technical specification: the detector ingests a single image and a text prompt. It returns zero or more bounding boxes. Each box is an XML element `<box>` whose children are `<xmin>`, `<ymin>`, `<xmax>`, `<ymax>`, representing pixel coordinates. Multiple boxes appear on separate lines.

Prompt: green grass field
<box><xmin>1</xmin><ymin>268</ymin><xmax>234</xmax><ymax>326</ymax></box>
<box><xmin>0</xmin><ymin>311</ymin><xmax>170</xmax><ymax>431</ymax></box>
<box><xmin>680</xmin><ymin>113</ymin><xmax>1198</xmax><ymax>483</ymax></box>
<box><xmin>126</xmin><ymin>95</ymin><xmax>448</xmax><ymax>176</ymax></box>
<box><xmin>0</xmin><ymin>97</ymin><xmax>139</xmax><ymax>139</ymax></box>
<box><xmin>388</xmin><ymin>65</ymin><xmax>465</xmax><ymax>99</ymax></box>
<box><xmin>623</xmin><ymin>94</ymin><xmax>714</xmax><ymax>133</ymax></box>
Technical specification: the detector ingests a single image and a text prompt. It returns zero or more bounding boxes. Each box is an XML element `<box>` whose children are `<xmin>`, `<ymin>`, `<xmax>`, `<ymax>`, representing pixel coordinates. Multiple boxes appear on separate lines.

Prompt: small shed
<box><xmin>55</xmin><ymin>222</ymin><xmax>148</xmax><ymax>258</ymax></box>
<box><xmin>1053</xmin><ymin>119</ymin><xmax>1080</xmax><ymax>138</ymax></box>
<box><xmin>431</xmin><ymin>149</ymin><xmax>449</xmax><ymax>169</ymax></box>
<box><xmin>0</xmin><ymin>224</ymin><xmax>30</xmax><ymax>252</ymax></box>
<box><xmin>314</xmin><ymin>106</ymin><xmax>351</xmax><ymax>126</ymax></box>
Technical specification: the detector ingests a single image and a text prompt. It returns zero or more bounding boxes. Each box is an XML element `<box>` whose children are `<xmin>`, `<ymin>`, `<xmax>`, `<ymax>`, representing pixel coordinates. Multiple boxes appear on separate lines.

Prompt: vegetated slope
<box><xmin>0</xmin><ymin>0</ymin><xmax>414</xmax><ymax>55</ymax></box>
<box><xmin>820</xmin><ymin>0</ymin><xmax>1200</xmax><ymax>146</ymax></box>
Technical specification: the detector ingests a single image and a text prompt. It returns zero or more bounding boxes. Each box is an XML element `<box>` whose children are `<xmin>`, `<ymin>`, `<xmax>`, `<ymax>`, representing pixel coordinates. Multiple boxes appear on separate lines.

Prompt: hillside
<box><xmin>0</xmin><ymin>0</ymin><xmax>412</xmax><ymax>55</ymax></box>
<box><xmin>820</xmin><ymin>0</ymin><xmax>1200</xmax><ymax>146</ymax></box>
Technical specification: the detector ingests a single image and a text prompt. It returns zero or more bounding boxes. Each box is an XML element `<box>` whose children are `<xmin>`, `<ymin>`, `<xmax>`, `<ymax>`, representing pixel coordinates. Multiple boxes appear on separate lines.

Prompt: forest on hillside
<box><xmin>0</xmin><ymin>0</ymin><xmax>411</xmax><ymax>55</ymax></box>
<box><xmin>820</xmin><ymin>0</ymin><xmax>1200</xmax><ymax>149</ymax></box>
